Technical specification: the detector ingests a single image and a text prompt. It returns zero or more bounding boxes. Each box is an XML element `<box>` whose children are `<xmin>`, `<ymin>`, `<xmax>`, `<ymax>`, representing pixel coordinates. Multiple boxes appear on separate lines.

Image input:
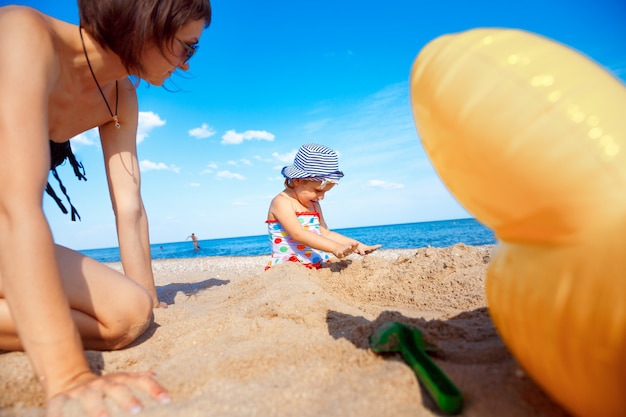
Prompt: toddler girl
<box><xmin>266</xmin><ymin>143</ymin><xmax>381</xmax><ymax>269</ymax></box>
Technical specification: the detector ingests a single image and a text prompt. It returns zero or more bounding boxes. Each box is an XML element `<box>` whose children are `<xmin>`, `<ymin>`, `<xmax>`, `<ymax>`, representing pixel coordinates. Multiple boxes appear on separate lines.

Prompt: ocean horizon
<box><xmin>79</xmin><ymin>218</ymin><xmax>496</xmax><ymax>263</ymax></box>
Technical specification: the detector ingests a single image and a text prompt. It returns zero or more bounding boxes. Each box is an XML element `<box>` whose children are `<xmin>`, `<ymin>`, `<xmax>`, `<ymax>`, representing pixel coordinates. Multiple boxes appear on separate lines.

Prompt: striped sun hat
<box><xmin>281</xmin><ymin>143</ymin><xmax>344</xmax><ymax>182</ymax></box>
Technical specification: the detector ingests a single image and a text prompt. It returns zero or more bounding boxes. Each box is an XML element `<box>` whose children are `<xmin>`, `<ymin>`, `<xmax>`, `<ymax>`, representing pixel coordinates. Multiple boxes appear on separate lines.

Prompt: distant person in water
<box><xmin>265</xmin><ymin>143</ymin><xmax>381</xmax><ymax>269</ymax></box>
<box><xmin>188</xmin><ymin>233</ymin><xmax>201</xmax><ymax>250</ymax></box>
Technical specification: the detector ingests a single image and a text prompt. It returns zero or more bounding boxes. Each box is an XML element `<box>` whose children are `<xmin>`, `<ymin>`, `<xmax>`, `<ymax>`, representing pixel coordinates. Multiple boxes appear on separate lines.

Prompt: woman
<box><xmin>0</xmin><ymin>0</ymin><xmax>211</xmax><ymax>415</ymax></box>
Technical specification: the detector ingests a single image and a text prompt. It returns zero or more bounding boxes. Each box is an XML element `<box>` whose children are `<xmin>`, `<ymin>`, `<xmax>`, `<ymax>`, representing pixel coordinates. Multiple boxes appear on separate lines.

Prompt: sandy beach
<box><xmin>0</xmin><ymin>244</ymin><xmax>571</xmax><ymax>417</ymax></box>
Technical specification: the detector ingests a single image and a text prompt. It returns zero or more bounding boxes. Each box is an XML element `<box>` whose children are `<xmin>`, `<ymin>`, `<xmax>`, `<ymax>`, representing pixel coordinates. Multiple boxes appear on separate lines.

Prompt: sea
<box><xmin>79</xmin><ymin>217</ymin><xmax>496</xmax><ymax>263</ymax></box>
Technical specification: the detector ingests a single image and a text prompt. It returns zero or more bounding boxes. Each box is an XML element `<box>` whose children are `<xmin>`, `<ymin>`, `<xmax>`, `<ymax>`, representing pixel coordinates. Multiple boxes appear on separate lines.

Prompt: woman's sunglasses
<box><xmin>177</xmin><ymin>38</ymin><xmax>199</xmax><ymax>64</ymax></box>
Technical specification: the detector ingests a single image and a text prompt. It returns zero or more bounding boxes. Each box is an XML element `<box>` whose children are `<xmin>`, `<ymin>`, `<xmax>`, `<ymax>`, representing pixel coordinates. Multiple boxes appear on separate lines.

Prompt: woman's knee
<box><xmin>104</xmin><ymin>288</ymin><xmax>153</xmax><ymax>350</ymax></box>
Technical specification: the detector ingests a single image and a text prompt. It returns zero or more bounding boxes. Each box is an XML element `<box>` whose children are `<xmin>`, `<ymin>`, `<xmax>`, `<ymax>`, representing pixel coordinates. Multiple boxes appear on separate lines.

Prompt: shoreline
<box><xmin>0</xmin><ymin>244</ymin><xmax>570</xmax><ymax>417</ymax></box>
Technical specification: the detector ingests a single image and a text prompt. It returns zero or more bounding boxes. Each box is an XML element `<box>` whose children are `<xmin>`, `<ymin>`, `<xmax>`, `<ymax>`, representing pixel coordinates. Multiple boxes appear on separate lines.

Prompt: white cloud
<box><xmin>269</xmin><ymin>150</ymin><xmax>296</xmax><ymax>172</ymax></box>
<box><xmin>253</xmin><ymin>155</ymin><xmax>274</xmax><ymax>163</ymax></box>
<box><xmin>201</xmin><ymin>162</ymin><xmax>218</xmax><ymax>174</ymax></box>
<box><xmin>272</xmin><ymin>150</ymin><xmax>297</xmax><ymax>164</ymax></box>
<box><xmin>68</xmin><ymin>113</ymin><xmax>165</xmax><ymax>146</ymax></box>
<box><xmin>139</xmin><ymin>160</ymin><xmax>180</xmax><ymax>173</ymax></box>
<box><xmin>70</xmin><ymin>128</ymin><xmax>99</xmax><ymax>146</ymax></box>
<box><xmin>216</xmin><ymin>170</ymin><xmax>245</xmax><ymax>180</ymax></box>
<box><xmin>301</xmin><ymin>118</ymin><xmax>332</xmax><ymax>135</ymax></box>
<box><xmin>137</xmin><ymin>111</ymin><xmax>166</xmax><ymax>144</ymax></box>
<box><xmin>366</xmin><ymin>179</ymin><xmax>405</xmax><ymax>189</ymax></box>
<box><xmin>227</xmin><ymin>159</ymin><xmax>252</xmax><ymax>167</ymax></box>
<box><xmin>221</xmin><ymin>129</ymin><xmax>275</xmax><ymax>145</ymax></box>
<box><xmin>188</xmin><ymin>123</ymin><xmax>216</xmax><ymax>139</ymax></box>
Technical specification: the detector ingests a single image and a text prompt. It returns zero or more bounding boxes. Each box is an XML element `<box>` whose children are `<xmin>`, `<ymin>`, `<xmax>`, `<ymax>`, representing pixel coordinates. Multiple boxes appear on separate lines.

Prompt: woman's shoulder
<box><xmin>0</xmin><ymin>6</ymin><xmax>60</xmax><ymax>53</ymax></box>
<box><xmin>0</xmin><ymin>7</ymin><xmax>63</xmax><ymax>78</ymax></box>
<box><xmin>0</xmin><ymin>6</ymin><xmax>49</xmax><ymax>31</ymax></box>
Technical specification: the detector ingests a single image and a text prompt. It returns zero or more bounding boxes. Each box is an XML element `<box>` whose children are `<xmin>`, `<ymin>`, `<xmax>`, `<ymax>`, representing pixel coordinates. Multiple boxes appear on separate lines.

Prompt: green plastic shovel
<box><xmin>369</xmin><ymin>321</ymin><xmax>463</xmax><ymax>414</ymax></box>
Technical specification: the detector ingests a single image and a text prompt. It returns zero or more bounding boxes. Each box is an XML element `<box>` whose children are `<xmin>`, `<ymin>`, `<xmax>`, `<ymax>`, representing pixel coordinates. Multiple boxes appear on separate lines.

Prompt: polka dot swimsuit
<box><xmin>265</xmin><ymin>211</ymin><xmax>332</xmax><ymax>270</ymax></box>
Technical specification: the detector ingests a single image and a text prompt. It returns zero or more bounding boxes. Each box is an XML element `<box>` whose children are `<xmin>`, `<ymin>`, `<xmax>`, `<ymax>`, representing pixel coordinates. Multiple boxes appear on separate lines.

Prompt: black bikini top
<box><xmin>46</xmin><ymin>140</ymin><xmax>87</xmax><ymax>221</ymax></box>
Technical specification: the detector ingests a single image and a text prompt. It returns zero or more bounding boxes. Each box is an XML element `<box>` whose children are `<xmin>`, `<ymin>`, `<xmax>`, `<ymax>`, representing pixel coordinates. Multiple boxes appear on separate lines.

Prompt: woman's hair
<box><xmin>78</xmin><ymin>0</ymin><xmax>212</xmax><ymax>76</ymax></box>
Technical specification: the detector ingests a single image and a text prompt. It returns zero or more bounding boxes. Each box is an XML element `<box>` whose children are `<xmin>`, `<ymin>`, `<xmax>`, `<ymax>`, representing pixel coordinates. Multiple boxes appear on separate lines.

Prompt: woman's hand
<box><xmin>46</xmin><ymin>371</ymin><xmax>169</xmax><ymax>417</ymax></box>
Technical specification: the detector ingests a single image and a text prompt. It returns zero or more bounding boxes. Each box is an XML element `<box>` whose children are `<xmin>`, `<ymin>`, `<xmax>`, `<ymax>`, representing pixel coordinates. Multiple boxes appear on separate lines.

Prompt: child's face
<box><xmin>293</xmin><ymin>180</ymin><xmax>336</xmax><ymax>207</ymax></box>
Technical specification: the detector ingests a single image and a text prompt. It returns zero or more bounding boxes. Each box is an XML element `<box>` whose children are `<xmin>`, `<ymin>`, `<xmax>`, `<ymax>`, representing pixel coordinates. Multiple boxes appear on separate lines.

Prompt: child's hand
<box><xmin>333</xmin><ymin>242</ymin><xmax>358</xmax><ymax>258</ymax></box>
<box><xmin>356</xmin><ymin>243</ymin><xmax>382</xmax><ymax>255</ymax></box>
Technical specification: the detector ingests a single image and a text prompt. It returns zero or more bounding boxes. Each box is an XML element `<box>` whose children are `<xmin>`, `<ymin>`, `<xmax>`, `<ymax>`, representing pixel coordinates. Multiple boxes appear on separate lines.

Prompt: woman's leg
<box><xmin>0</xmin><ymin>244</ymin><xmax>153</xmax><ymax>351</ymax></box>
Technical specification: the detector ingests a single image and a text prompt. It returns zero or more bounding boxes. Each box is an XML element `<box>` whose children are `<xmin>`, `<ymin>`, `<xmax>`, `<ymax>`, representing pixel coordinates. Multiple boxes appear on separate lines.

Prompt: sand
<box><xmin>0</xmin><ymin>244</ymin><xmax>571</xmax><ymax>417</ymax></box>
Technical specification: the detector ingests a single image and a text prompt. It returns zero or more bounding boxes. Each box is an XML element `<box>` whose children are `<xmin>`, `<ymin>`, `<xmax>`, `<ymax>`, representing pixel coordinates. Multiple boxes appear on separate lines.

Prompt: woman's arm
<box><xmin>0</xmin><ymin>7</ymin><xmax>93</xmax><ymax>395</ymax></box>
<box><xmin>99</xmin><ymin>81</ymin><xmax>161</xmax><ymax>306</ymax></box>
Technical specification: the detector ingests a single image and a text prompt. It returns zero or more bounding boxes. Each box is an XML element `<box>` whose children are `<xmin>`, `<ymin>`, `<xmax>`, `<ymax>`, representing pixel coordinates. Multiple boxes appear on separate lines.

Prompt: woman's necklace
<box><xmin>79</xmin><ymin>27</ymin><xmax>120</xmax><ymax>129</ymax></box>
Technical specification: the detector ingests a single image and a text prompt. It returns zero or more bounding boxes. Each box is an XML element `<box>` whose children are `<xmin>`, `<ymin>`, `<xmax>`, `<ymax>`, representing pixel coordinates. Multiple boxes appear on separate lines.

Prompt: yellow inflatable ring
<box><xmin>410</xmin><ymin>28</ymin><xmax>626</xmax><ymax>417</ymax></box>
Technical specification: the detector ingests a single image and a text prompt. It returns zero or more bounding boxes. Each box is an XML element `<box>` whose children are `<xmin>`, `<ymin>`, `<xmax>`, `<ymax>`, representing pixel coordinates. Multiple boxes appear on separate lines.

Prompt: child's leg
<box><xmin>0</xmin><ymin>244</ymin><xmax>153</xmax><ymax>351</ymax></box>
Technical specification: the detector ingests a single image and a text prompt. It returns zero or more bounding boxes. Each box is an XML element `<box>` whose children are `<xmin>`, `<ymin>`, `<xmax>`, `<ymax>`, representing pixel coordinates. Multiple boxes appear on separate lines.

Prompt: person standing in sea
<box><xmin>0</xmin><ymin>1</ymin><xmax>211</xmax><ymax>416</ymax></box>
<box><xmin>188</xmin><ymin>232</ymin><xmax>201</xmax><ymax>250</ymax></box>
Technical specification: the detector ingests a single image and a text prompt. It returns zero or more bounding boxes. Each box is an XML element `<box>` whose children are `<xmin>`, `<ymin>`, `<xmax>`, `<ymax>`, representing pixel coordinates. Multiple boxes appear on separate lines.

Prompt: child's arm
<box><xmin>325</xmin><ymin>230</ymin><xmax>382</xmax><ymax>255</ymax></box>
<box><xmin>269</xmin><ymin>195</ymin><xmax>356</xmax><ymax>258</ymax></box>
<box><xmin>317</xmin><ymin>204</ymin><xmax>382</xmax><ymax>255</ymax></box>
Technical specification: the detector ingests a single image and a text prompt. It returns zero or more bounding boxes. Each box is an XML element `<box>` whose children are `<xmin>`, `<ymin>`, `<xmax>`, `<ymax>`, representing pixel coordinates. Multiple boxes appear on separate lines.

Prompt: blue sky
<box><xmin>5</xmin><ymin>0</ymin><xmax>625</xmax><ymax>249</ymax></box>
